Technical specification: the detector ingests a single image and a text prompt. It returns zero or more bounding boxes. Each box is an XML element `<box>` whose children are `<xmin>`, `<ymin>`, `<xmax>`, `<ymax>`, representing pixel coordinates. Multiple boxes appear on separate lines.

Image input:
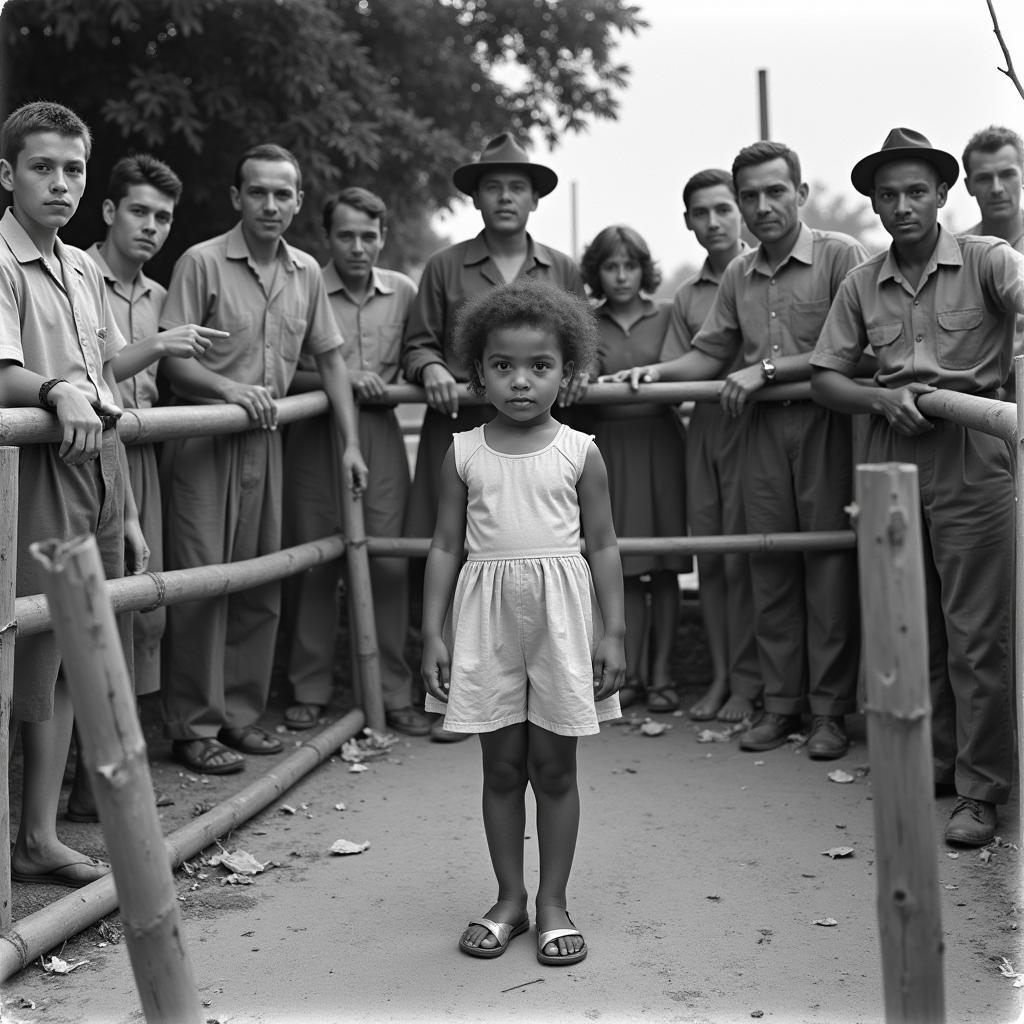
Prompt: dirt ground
<box><xmin>1</xmin><ymin>602</ymin><xmax>1021</xmax><ymax>1024</ymax></box>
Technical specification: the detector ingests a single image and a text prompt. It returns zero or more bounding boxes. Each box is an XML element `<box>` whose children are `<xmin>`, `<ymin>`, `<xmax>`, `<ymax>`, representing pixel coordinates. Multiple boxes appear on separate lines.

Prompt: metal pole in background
<box><xmin>758</xmin><ymin>68</ymin><xmax>770</xmax><ymax>140</ymax></box>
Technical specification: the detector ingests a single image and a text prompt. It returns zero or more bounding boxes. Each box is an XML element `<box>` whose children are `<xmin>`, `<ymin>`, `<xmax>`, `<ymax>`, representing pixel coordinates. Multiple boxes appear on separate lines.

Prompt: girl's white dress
<box><xmin>424</xmin><ymin>423</ymin><xmax>621</xmax><ymax>736</ymax></box>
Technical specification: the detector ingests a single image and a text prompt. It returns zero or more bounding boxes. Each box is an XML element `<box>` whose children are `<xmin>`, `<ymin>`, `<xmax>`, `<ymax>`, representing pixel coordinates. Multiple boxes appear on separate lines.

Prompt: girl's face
<box><xmin>598</xmin><ymin>242</ymin><xmax>643</xmax><ymax>306</ymax></box>
<box><xmin>476</xmin><ymin>324</ymin><xmax>572</xmax><ymax>427</ymax></box>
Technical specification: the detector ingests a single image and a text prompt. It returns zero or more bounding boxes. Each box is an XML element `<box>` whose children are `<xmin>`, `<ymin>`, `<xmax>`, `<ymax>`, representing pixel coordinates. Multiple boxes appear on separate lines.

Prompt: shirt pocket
<box><xmin>936</xmin><ymin>307</ymin><xmax>985</xmax><ymax>370</ymax></box>
<box><xmin>865</xmin><ymin>321</ymin><xmax>904</xmax><ymax>362</ymax></box>
<box><xmin>280</xmin><ymin>315</ymin><xmax>308</xmax><ymax>365</ymax></box>
<box><xmin>789</xmin><ymin>297</ymin><xmax>832</xmax><ymax>348</ymax></box>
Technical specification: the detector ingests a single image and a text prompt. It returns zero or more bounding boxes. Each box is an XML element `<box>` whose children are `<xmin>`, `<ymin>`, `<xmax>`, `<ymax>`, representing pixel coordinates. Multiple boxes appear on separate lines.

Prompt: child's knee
<box><xmin>483</xmin><ymin>758</ymin><xmax>528</xmax><ymax>794</ymax></box>
<box><xmin>527</xmin><ymin>756</ymin><xmax>577</xmax><ymax>797</ymax></box>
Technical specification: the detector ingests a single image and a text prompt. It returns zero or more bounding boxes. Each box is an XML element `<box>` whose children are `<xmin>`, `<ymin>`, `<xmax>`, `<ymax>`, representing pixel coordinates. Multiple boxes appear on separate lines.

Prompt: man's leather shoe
<box><xmin>806</xmin><ymin>715</ymin><xmax>849</xmax><ymax>760</ymax></box>
<box><xmin>430</xmin><ymin>719</ymin><xmax>470</xmax><ymax>743</ymax></box>
<box><xmin>384</xmin><ymin>706</ymin><xmax>433</xmax><ymax>737</ymax></box>
<box><xmin>944</xmin><ymin>797</ymin><xmax>997</xmax><ymax>847</ymax></box>
<box><xmin>739</xmin><ymin>712</ymin><xmax>802</xmax><ymax>752</ymax></box>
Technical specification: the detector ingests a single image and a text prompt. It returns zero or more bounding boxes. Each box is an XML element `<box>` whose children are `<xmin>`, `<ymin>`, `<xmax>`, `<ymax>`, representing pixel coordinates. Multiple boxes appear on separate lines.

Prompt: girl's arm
<box><xmin>420</xmin><ymin>445</ymin><xmax>467</xmax><ymax>702</ymax></box>
<box><xmin>577</xmin><ymin>443</ymin><xmax>626</xmax><ymax>701</ymax></box>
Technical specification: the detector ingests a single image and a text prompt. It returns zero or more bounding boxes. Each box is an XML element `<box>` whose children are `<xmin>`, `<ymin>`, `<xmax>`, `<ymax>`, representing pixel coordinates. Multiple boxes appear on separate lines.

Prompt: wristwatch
<box><xmin>760</xmin><ymin>357</ymin><xmax>777</xmax><ymax>383</ymax></box>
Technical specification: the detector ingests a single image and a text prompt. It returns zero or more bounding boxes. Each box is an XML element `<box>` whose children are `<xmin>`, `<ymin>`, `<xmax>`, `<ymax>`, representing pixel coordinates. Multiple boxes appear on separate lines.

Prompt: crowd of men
<box><xmin>1</xmin><ymin>98</ymin><xmax>1022</xmax><ymax>887</ymax></box>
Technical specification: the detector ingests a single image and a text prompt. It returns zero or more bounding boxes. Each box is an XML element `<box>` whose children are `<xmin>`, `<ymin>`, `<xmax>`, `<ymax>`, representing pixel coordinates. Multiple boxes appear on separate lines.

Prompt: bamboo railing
<box><xmin>0</xmin><ymin>374</ymin><xmax>1020</xmax><ymax>1022</ymax></box>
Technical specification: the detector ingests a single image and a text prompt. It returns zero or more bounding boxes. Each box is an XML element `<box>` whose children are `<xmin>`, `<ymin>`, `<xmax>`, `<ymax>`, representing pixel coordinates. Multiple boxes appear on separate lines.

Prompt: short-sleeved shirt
<box><xmin>693</xmin><ymin>224</ymin><xmax>868</xmax><ymax>368</ymax></box>
<box><xmin>811</xmin><ymin>227</ymin><xmax>1024</xmax><ymax>394</ymax></box>
<box><xmin>401</xmin><ymin>231</ymin><xmax>585</xmax><ymax>384</ymax></box>
<box><xmin>86</xmin><ymin>242</ymin><xmax>165</xmax><ymax>410</ymax></box>
<box><xmin>661</xmin><ymin>244</ymin><xmax>750</xmax><ymax>372</ymax></box>
<box><xmin>0</xmin><ymin>208</ymin><xmax>124</xmax><ymax>405</ymax></box>
<box><xmin>160</xmin><ymin>222</ymin><xmax>342</xmax><ymax>397</ymax></box>
<box><xmin>965</xmin><ymin>220</ymin><xmax>1024</xmax><ymax>364</ymax></box>
<box><xmin>595</xmin><ymin>299</ymin><xmax>672</xmax><ymax>373</ymax></box>
<box><xmin>314</xmin><ymin>263</ymin><xmax>416</xmax><ymax>379</ymax></box>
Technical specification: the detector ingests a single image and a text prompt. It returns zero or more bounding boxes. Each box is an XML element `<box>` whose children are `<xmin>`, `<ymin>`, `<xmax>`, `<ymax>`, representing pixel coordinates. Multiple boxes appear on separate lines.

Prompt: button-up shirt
<box><xmin>966</xmin><ymin>219</ymin><xmax>1024</xmax><ymax>368</ymax></box>
<box><xmin>0</xmin><ymin>208</ymin><xmax>124</xmax><ymax>405</ymax></box>
<box><xmin>315</xmin><ymin>263</ymin><xmax>416</xmax><ymax>379</ymax></box>
<box><xmin>811</xmin><ymin>226</ymin><xmax>1024</xmax><ymax>393</ymax></box>
<box><xmin>693</xmin><ymin>224</ymin><xmax>868</xmax><ymax>367</ymax></box>
<box><xmin>86</xmin><ymin>242</ymin><xmax>165</xmax><ymax>410</ymax></box>
<box><xmin>661</xmin><ymin>244</ymin><xmax>749</xmax><ymax>371</ymax></box>
<box><xmin>160</xmin><ymin>223</ymin><xmax>342</xmax><ymax>398</ymax></box>
<box><xmin>401</xmin><ymin>231</ymin><xmax>585</xmax><ymax>384</ymax></box>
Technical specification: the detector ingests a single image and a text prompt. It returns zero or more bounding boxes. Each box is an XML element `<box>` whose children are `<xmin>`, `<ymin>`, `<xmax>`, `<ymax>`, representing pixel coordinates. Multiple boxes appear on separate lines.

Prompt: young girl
<box><xmin>421</xmin><ymin>278</ymin><xmax>625</xmax><ymax>966</ymax></box>
<box><xmin>582</xmin><ymin>225</ymin><xmax>688</xmax><ymax>713</ymax></box>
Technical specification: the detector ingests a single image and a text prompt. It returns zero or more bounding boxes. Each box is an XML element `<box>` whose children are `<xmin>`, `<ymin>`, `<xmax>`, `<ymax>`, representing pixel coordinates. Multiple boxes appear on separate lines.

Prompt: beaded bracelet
<box><xmin>38</xmin><ymin>378</ymin><xmax>68</xmax><ymax>410</ymax></box>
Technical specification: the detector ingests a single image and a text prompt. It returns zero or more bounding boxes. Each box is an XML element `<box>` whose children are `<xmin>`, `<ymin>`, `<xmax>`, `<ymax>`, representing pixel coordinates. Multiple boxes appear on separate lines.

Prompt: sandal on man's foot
<box><xmin>537</xmin><ymin>914</ymin><xmax>587</xmax><ymax>966</ymax></box>
<box><xmin>172</xmin><ymin>737</ymin><xmax>245</xmax><ymax>775</ymax></box>
<box><xmin>647</xmin><ymin>687</ymin><xmax>680</xmax><ymax>713</ymax></box>
<box><xmin>459</xmin><ymin>917</ymin><xmax>529</xmax><ymax>959</ymax></box>
<box><xmin>284</xmin><ymin>703</ymin><xmax>324</xmax><ymax>731</ymax></box>
<box><xmin>11</xmin><ymin>856</ymin><xmax>110</xmax><ymax>889</ymax></box>
<box><xmin>218</xmin><ymin>725</ymin><xmax>284</xmax><ymax>755</ymax></box>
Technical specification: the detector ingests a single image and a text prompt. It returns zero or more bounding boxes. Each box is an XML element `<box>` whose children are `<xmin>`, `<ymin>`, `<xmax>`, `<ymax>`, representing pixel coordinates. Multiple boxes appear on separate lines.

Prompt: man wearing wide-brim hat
<box><xmin>811</xmin><ymin>126</ymin><xmax>1024</xmax><ymax>847</ymax></box>
<box><xmin>400</xmin><ymin>132</ymin><xmax>586</xmax><ymax>739</ymax></box>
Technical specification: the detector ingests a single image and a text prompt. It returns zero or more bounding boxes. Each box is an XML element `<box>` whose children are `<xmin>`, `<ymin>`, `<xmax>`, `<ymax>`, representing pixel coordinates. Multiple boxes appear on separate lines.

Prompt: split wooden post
<box><xmin>1015</xmin><ymin>356</ymin><xmax>1024</xmax><ymax>844</ymax></box>
<box><xmin>854</xmin><ymin>463</ymin><xmax>945</xmax><ymax>1024</ymax></box>
<box><xmin>0</xmin><ymin>447</ymin><xmax>17</xmax><ymax>931</ymax></box>
<box><xmin>337</xmin><ymin>455</ymin><xmax>386</xmax><ymax>733</ymax></box>
<box><xmin>30</xmin><ymin>534</ymin><xmax>202</xmax><ymax>1024</ymax></box>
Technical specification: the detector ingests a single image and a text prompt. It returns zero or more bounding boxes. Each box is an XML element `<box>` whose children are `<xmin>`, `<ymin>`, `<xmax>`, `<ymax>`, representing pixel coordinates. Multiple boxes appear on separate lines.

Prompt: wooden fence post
<box><xmin>854</xmin><ymin>463</ymin><xmax>945</xmax><ymax>1024</ymax></box>
<box><xmin>30</xmin><ymin>534</ymin><xmax>203</xmax><ymax>1024</ymax></box>
<box><xmin>0</xmin><ymin>447</ymin><xmax>17</xmax><ymax>931</ymax></box>
<box><xmin>1015</xmin><ymin>356</ymin><xmax>1024</xmax><ymax>847</ymax></box>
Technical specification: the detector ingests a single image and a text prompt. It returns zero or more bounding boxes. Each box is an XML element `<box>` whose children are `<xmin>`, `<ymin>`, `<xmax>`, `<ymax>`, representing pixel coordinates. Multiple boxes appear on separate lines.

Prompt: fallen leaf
<box><xmin>813</xmin><ymin>917</ymin><xmax>838</xmax><ymax>927</ymax></box>
<box><xmin>998</xmin><ymin>957</ymin><xmax>1024</xmax><ymax>987</ymax></box>
<box><xmin>334</xmin><ymin>802</ymin><xmax>346</xmax><ymax>811</ymax></box>
<box><xmin>979</xmin><ymin>849</ymin><xmax>993</xmax><ymax>864</ymax></box>
<box><xmin>279</xmin><ymin>804</ymin><xmax>297</xmax><ymax>815</ymax></box>
<box><xmin>822</xmin><ymin>847</ymin><xmax>855</xmax><ymax>859</ymax></box>
<box><xmin>696</xmin><ymin>728</ymin><xmax>732</xmax><ymax>743</ymax></box>
<box><xmin>41</xmin><ymin>955</ymin><xmax>89</xmax><ymax>974</ymax></box>
<box><xmin>208</xmin><ymin>849</ymin><xmax>266</xmax><ymax>875</ymax></box>
<box><xmin>330</xmin><ymin>838</ymin><xmax>370</xmax><ymax>855</ymax></box>
<box><xmin>221</xmin><ymin>873</ymin><xmax>254</xmax><ymax>886</ymax></box>
<box><xmin>341</xmin><ymin>728</ymin><xmax>400</xmax><ymax>763</ymax></box>
<box><xmin>640</xmin><ymin>720</ymin><xmax>669</xmax><ymax>736</ymax></box>
<box><xmin>751</xmin><ymin>1012</ymin><xmax>764</xmax><ymax>1019</ymax></box>
<box><xmin>828</xmin><ymin>769</ymin><xmax>855</xmax><ymax>784</ymax></box>
<box><xmin>349</xmin><ymin>763</ymin><xmax>369</xmax><ymax>773</ymax></box>
<box><xmin>97</xmin><ymin>920</ymin><xmax>122</xmax><ymax>944</ymax></box>
<box><xmin>947</xmin><ymin>852</ymin><xmax>960</xmax><ymax>859</ymax></box>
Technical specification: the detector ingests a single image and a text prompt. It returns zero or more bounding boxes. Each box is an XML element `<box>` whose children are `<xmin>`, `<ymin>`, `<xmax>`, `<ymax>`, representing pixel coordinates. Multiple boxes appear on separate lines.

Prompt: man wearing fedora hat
<box><xmin>811</xmin><ymin>126</ymin><xmax>1024</xmax><ymax>846</ymax></box>
<box><xmin>401</xmin><ymin>132</ymin><xmax>585</xmax><ymax>740</ymax></box>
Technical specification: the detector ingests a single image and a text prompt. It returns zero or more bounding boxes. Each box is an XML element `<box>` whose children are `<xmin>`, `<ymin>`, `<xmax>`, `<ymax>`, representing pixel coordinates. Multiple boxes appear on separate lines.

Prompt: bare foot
<box><xmin>460</xmin><ymin>897</ymin><xmax>528</xmax><ymax>952</ymax></box>
<box><xmin>689</xmin><ymin>679</ymin><xmax>728</xmax><ymax>721</ymax></box>
<box><xmin>716</xmin><ymin>693</ymin><xmax>757</xmax><ymax>723</ymax></box>
<box><xmin>536</xmin><ymin>904</ymin><xmax>586</xmax><ymax>959</ymax></box>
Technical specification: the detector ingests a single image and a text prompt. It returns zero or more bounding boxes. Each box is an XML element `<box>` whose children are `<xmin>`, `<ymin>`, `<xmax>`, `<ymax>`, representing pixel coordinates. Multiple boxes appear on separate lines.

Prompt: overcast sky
<box><xmin>436</xmin><ymin>0</ymin><xmax>1024</xmax><ymax>275</ymax></box>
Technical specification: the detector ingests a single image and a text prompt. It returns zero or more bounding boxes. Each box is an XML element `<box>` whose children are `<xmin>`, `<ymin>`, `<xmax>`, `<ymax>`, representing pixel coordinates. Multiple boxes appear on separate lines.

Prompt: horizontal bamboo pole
<box><xmin>14</xmin><ymin>535</ymin><xmax>346</xmax><ymax>638</ymax></box>
<box><xmin>31</xmin><ymin>535</ymin><xmax>203</xmax><ymax>1024</ymax></box>
<box><xmin>12</xmin><ymin>531</ymin><xmax>856</xmax><ymax>639</ymax></box>
<box><xmin>0</xmin><ymin>707</ymin><xmax>365</xmax><ymax>983</ymax></box>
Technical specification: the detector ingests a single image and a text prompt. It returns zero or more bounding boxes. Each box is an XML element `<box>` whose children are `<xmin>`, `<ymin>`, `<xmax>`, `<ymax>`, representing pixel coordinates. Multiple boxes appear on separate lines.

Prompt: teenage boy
<box><xmin>811</xmin><ymin>127</ymin><xmax>1024</xmax><ymax>846</ymax></box>
<box><xmin>159</xmin><ymin>144</ymin><xmax>368</xmax><ymax>775</ymax></box>
<box><xmin>87</xmin><ymin>154</ymin><xmax>223</xmax><ymax>697</ymax></box>
<box><xmin>0</xmin><ymin>101</ymin><xmax>147</xmax><ymax>886</ymax></box>
<box><xmin>613</xmin><ymin>142</ymin><xmax>866</xmax><ymax>759</ymax></box>
<box><xmin>401</xmin><ymin>132</ymin><xmax>586</xmax><ymax>741</ymax></box>
<box><xmin>962</xmin><ymin>125</ymin><xmax>1024</xmax><ymax>397</ymax></box>
<box><xmin>661</xmin><ymin>169</ymin><xmax>760</xmax><ymax>725</ymax></box>
<box><xmin>281</xmin><ymin>187</ymin><xmax>429</xmax><ymax>736</ymax></box>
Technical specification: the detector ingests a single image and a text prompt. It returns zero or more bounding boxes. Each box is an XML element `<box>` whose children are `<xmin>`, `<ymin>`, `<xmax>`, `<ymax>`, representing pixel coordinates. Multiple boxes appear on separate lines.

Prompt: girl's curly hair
<box><xmin>579</xmin><ymin>224</ymin><xmax>661</xmax><ymax>300</ymax></box>
<box><xmin>453</xmin><ymin>279</ymin><xmax>598</xmax><ymax>397</ymax></box>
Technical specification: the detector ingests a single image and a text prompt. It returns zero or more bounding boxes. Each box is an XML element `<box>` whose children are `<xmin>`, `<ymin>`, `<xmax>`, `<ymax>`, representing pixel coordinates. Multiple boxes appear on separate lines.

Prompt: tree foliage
<box><xmin>0</xmin><ymin>0</ymin><xmax>645</xmax><ymax>279</ymax></box>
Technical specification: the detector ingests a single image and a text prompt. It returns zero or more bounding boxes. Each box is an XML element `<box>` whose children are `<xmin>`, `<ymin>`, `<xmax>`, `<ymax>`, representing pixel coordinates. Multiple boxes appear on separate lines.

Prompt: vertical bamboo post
<box><xmin>0</xmin><ymin>448</ymin><xmax>17</xmax><ymax>931</ymax></box>
<box><xmin>337</xmin><ymin>453</ymin><xmax>386</xmax><ymax>734</ymax></box>
<box><xmin>854</xmin><ymin>463</ymin><xmax>945</xmax><ymax>1024</ymax></box>
<box><xmin>30</xmin><ymin>534</ymin><xmax>202</xmax><ymax>1024</ymax></box>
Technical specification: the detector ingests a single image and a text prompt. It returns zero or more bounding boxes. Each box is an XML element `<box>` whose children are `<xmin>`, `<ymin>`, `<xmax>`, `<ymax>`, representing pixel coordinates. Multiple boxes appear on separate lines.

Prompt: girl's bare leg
<box><xmin>529</xmin><ymin>724</ymin><xmax>585</xmax><ymax>959</ymax></box>
<box><xmin>460</xmin><ymin>724</ymin><xmax>530</xmax><ymax>951</ymax></box>
<box><xmin>648</xmin><ymin>570</ymin><xmax>680</xmax><ymax>692</ymax></box>
<box><xmin>689</xmin><ymin>552</ymin><xmax>730</xmax><ymax>718</ymax></box>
